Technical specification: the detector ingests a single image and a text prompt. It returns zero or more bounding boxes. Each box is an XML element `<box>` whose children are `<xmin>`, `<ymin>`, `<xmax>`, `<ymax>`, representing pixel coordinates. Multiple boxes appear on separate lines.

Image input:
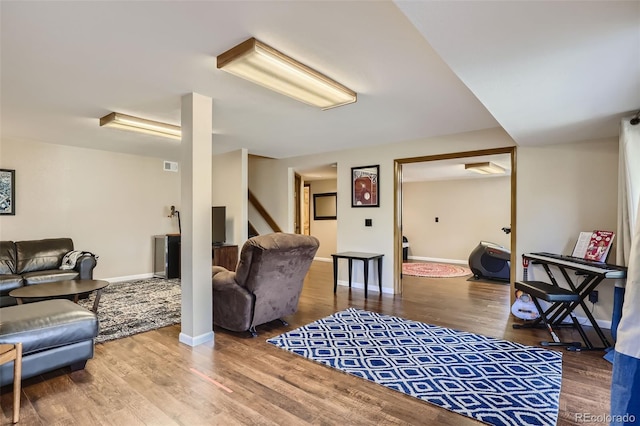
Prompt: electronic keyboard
<box><xmin>526</xmin><ymin>252</ymin><xmax>627</xmax><ymax>279</ymax></box>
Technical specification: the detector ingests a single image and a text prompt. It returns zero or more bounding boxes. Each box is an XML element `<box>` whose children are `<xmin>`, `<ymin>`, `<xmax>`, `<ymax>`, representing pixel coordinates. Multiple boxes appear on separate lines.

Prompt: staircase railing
<box><xmin>248</xmin><ymin>189</ymin><xmax>282</xmax><ymax>234</ymax></box>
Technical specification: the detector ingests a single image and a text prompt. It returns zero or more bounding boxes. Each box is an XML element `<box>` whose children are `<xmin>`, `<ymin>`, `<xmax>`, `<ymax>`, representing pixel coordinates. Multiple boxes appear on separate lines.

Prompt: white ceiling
<box><xmin>297</xmin><ymin>153</ymin><xmax>513</xmax><ymax>183</ymax></box>
<box><xmin>402</xmin><ymin>154</ymin><xmax>511</xmax><ymax>183</ymax></box>
<box><xmin>1</xmin><ymin>1</ymin><xmax>638</xmax><ymax>170</ymax></box>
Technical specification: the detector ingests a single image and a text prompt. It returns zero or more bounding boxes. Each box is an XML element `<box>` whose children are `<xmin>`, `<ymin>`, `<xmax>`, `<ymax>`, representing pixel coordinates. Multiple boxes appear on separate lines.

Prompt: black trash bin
<box><xmin>402</xmin><ymin>236</ymin><xmax>409</xmax><ymax>261</ymax></box>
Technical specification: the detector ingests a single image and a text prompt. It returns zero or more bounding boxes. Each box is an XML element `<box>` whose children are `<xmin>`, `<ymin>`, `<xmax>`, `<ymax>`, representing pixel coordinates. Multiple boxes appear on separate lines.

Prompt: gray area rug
<box><xmin>79</xmin><ymin>277</ymin><xmax>181</xmax><ymax>343</ymax></box>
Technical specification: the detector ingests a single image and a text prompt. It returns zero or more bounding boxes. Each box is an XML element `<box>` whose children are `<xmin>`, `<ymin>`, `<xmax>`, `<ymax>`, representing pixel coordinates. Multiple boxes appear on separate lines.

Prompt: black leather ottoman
<box><xmin>0</xmin><ymin>299</ymin><xmax>99</xmax><ymax>386</ymax></box>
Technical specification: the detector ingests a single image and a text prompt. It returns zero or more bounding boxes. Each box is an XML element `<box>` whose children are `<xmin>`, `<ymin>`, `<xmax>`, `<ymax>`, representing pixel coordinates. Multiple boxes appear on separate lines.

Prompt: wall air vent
<box><xmin>163</xmin><ymin>161</ymin><xmax>179</xmax><ymax>172</ymax></box>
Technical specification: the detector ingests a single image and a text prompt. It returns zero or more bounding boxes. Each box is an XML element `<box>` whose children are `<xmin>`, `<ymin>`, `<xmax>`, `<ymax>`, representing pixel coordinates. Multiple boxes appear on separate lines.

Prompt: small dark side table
<box><xmin>331</xmin><ymin>252</ymin><xmax>384</xmax><ymax>298</ymax></box>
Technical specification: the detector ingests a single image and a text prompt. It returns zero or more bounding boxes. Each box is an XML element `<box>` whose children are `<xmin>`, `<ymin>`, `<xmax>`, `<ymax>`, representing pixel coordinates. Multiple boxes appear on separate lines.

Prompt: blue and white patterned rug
<box><xmin>267</xmin><ymin>308</ymin><xmax>562</xmax><ymax>426</ymax></box>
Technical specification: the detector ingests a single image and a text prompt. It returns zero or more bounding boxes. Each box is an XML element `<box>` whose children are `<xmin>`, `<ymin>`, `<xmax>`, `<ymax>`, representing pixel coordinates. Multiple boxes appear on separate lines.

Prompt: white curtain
<box><xmin>613</xmin><ymin>117</ymin><xmax>640</xmax><ymax>349</ymax></box>
<box><xmin>617</xmin><ymin>119</ymin><xmax>640</xmax><ymax>267</ymax></box>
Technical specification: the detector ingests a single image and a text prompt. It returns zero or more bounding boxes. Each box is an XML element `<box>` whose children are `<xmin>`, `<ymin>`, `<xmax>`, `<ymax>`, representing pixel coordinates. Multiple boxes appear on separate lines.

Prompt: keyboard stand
<box><xmin>512</xmin><ymin>253</ymin><xmax>626</xmax><ymax>351</ymax></box>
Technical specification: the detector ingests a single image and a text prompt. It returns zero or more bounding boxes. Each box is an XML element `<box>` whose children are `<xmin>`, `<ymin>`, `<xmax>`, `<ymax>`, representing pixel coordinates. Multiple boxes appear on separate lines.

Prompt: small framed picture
<box><xmin>0</xmin><ymin>169</ymin><xmax>15</xmax><ymax>215</ymax></box>
<box><xmin>351</xmin><ymin>165</ymin><xmax>379</xmax><ymax>207</ymax></box>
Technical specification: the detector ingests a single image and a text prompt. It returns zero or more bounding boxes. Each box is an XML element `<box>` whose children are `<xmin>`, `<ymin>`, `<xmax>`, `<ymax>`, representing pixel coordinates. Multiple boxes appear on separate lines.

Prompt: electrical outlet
<box><xmin>589</xmin><ymin>291</ymin><xmax>599</xmax><ymax>303</ymax></box>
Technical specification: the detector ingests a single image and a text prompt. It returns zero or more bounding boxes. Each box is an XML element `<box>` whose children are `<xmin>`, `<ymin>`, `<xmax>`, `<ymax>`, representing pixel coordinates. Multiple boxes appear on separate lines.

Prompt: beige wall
<box><xmin>309</xmin><ymin>179</ymin><xmax>337</xmax><ymax>259</ymax></box>
<box><xmin>212</xmin><ymin>149</ymin><xmax>248</xmax><ymax>248</ymax></box>
<box><xmin>250</xmin><ymin>128</ymin><xmax>515</xmax><ymax>294</ymax></box>
<box><xmin>248</xmin><ymin>156</ymin><xmax>291</xmax><ymax>233</ymax></box>
<box><xmin>0</xmin><ymin>138</ymin><xmax>180</xmax><ymax>280</ymax></box>
<box><xmin>0</xmin><ymin>138</ymin><xmax>246</xmax><ymax>280</ymax></box>
<box><xmin>403</xmin><ymin>176</ymin><xmax>510</xmax><ymax>262</ymax></box>
<box><xmin>517</xmin><ymin>138</ymin><xmax>619</xmax><ymax>325</ymax></box>
<box><xmin>1</xmin><ymin>128</ymin><xmax>620</xmax><ymax>326</ymax></box>
<box><xmin>249</xmin><ymin>128</ymin><xmax>620</xmax><ymax>325</ymax></box>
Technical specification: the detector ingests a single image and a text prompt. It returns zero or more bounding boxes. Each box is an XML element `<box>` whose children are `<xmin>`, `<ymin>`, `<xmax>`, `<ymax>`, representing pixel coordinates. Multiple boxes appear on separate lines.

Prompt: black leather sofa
<box><xmin>0</xmin><ymin>299</ymin><xmax>99</xmax><ymax>387</ymax></box>
<box><xmin>0</xmin><ymin>238</ymin><xmax>97</xmax><ymax>307</ymax></box>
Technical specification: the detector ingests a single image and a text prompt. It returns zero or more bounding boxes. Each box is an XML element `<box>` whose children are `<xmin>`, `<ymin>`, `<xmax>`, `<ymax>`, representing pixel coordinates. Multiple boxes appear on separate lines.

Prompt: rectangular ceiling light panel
<box><xmin>464</xmin><ymin>162</ymin><xmax>506</xmax><ymax>175</ymax></box>
<box><xmin>100</xmin><ymin>112</ymin><xmax>182</xmax><ymax>140</ymax></box>
<box><xmin>217</xmin><ymin>38</ymin><xmax>356</xmax><ymax>110</ymax></box>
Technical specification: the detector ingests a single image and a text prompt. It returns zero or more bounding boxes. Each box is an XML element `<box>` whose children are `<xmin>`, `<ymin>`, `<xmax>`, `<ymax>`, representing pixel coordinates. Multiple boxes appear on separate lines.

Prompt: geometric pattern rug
<box><xmin>267</xmin><ymin>308</ymin><xmax>562</xmax><ymax>426</ymax></box>
<box><xmin>403</xmin><ymin>262</ymin><xmax>472</xmax><ymax>278</ymax></box>
<box><xmin>78</xmin><ymin>277</ymin><xmax>181</xmax><ymax>343</ymax></box>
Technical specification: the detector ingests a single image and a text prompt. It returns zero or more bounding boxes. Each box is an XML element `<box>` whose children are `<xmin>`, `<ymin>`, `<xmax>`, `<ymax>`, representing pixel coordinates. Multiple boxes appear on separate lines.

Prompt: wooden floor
<box><xmin>1</xmin><ymin>261</ymin><xmax>613</xmax><ymax>425</ymax></box>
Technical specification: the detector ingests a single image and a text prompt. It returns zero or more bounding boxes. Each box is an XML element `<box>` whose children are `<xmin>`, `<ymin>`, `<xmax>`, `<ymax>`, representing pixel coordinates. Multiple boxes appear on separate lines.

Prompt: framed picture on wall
<box><xmin>0</xmin><ymin>169</ymin><xmax>15</xmax><ymax>215</ymax></box>
<box><xmin>351</xmin><ymin>165</ymin><xmax>379</xmax><ymax>207</ymax></box>
<box><xmin>313</xmin><ymin>192</ymin><xmax>337</xmax><ymax>220</ymax></box>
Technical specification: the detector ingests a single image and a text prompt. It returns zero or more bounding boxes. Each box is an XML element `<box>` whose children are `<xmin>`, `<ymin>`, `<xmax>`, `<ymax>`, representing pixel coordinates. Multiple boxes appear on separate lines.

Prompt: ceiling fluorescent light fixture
<box><xmin>216</xmin><ymin>38</ymin><xmax>356</xmax><ymax>110</ymax></box>
<box><xmin>465</xmin><ymin>162</ymin><xmax>506</xmax><ymax>175</ymax></box>
<box><xmin>99</xmin><ymin>112</ymin><xmax>181</xmax><ymax>140</ymax></box>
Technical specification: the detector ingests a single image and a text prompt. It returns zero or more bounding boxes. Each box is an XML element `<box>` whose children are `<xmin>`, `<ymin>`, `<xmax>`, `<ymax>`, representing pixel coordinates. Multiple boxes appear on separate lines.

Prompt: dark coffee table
<box><xmin>9</xmin><ymin>279</ymin><xmax>109</xmax><ymax>313</ymax></box>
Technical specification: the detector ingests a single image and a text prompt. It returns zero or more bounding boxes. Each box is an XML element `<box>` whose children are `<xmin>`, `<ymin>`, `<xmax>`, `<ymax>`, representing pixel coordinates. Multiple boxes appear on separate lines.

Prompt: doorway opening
<box><xmin>294</xmin><ymin>163</ymin><xmax>338</xmax><ymax>260</ymax></box>
<box><xmin>393</xmin><ymin>147</ymin><xmax>516</xmax><ymax>296</ymax></box>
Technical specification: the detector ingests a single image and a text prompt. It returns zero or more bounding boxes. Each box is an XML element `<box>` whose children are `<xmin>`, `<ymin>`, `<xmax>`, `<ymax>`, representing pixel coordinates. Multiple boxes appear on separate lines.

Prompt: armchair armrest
<box><xmin>212</xmin><ymin>270</ymin><xmax>255</xmax><ymax>332</ymax></box>
<box><xmin>75</xmin><ymin>254</ymin><xmax>97</xmax><ymax>280</ymax></box>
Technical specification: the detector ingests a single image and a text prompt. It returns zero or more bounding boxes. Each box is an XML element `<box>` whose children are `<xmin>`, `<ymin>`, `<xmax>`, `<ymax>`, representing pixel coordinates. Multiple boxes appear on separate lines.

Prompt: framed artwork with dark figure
<box><xmin>0</xmin><ymin>169</ymin><xmax>15</xmax><ymax>215</ymax></box>
<box><xmin>352</xmin><ymin>165</ymin><xmax>379</xmax><ymax>207</ymax></box>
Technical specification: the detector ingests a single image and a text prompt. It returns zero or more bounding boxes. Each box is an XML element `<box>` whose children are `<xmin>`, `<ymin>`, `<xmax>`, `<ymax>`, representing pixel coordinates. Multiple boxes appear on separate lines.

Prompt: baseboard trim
<box><xmin>314</xmin><ymin>257</ymin><xmax>333</xmax><ymax>263</ymax></box>
<box><xmin>179</xmin><ymin>331</ymin><xmax>214</xmax><ymax>347</ymax></box>
<box><xmin>408</xmin><ymin>256</ymin><xmax>467</xmax><ymax>265</ymax></box>
<box><xmin>103</xmin><ymin>273</ymin><xmax>155</xmax><ymax>283</ymax></box>
<box><xmin>574</xmin><ymin>316</ymin><xmax>611</xmax><ymax>330</ymax></box>
<box><xmin>336</xmin><ymin>280</ymin><xmax>394</xmax><ymax>295</ymax></box>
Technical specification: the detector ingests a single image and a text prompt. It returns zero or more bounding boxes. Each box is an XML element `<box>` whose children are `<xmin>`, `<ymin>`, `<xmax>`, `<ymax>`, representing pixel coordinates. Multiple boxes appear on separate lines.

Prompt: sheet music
<box><xmin>572</xmin><ymin>232</ymin><xmax>593</xmax><ymax>258</ymax></box>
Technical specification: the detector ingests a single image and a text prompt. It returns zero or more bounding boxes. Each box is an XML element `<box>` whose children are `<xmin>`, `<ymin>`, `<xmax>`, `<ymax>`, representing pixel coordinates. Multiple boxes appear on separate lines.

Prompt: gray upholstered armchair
<box><xmin>211</xmin><ymin>233</ymin><xmax>319</xmax><ymax>337</ymax></box>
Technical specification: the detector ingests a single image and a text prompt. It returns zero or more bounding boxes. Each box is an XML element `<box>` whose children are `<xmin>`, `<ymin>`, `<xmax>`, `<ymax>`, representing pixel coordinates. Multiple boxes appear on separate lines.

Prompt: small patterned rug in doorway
<box><xmin>402</xmin><ymin>262</ymin><xmax>472</xmax><ymax>278</ymax></box>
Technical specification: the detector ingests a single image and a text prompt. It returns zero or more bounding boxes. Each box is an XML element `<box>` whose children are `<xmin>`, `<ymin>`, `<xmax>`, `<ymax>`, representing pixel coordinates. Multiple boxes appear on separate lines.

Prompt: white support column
<box><xmin>179</xmin><ymin>92</ymin><xmax>214</xmax><ymax>346</ymax></box>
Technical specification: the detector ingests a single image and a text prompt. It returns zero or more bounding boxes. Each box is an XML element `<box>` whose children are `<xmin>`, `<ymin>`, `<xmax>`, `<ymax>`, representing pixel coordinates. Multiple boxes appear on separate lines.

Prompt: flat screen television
<box><xmin>212</xmin><ymin>206</ymin><xmax>226</xmax><ymax>245</ymax></box>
